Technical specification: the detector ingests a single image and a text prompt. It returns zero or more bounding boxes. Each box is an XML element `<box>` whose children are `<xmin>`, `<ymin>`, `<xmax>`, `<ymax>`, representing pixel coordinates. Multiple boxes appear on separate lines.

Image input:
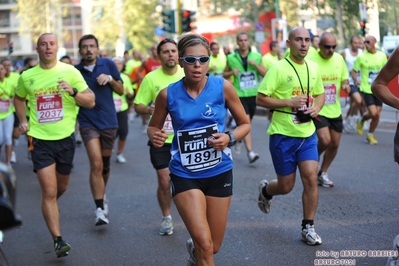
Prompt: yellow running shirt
<box><xmin>16</xmin><ymin>62</ymin><xmax>88</xmax><ymax>140</ymax></box>
<box><xmin>258</xmin><ymin>58</ymin><xmax>324</xmax><ymax>138</ymax></box>
<box><xmin>209</xmin><ymin>54</ymin><xmax>227</xmax><ymax>78</ymax></box>
<box><xmin>0</xmin><ymin>78</ymin><xmax>15</xmax><ymax>120</ymax></box>
<box><xmin>134</xmin><ymin>66</ymin><xmax>184</xmax><ymax>144</ymax></box>
<box><xmin>306</xmin><ymin>52</ymin><xmax>348</xmax><ymax>118</ymax></box>
<box><xmin>262</xmin><ymin>52</ymin><xmax>279</xmax><ymax>70</ymax></box>
<box><xmin>352</xmin><ymin>50</ymin><xmax>387</xmax><ymax>94</ymax></box>
<box><xmin>113</xmin><ymin>73</ymin><xmax>134</xmax><ymax>113</ymax></box>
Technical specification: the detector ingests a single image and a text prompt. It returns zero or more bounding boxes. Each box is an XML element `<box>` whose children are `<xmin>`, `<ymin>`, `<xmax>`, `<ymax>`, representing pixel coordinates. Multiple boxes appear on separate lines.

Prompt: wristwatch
<box><xmin>226</xmin><ymin>132</ymin><xmax>237</xmax><ymax>146</ymax></box>
<box><xmin>71</xmin><ymin>88</ymin><xmax>78</xmax><ymax>97</ymax></box>
<box><xmin>108</xmin><ymin>75</ymin><xmax>113</xmax><ymax>82</ymax></box>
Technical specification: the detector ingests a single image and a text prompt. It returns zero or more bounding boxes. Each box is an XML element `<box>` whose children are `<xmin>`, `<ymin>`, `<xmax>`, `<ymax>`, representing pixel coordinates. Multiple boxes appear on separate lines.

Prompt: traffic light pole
<box><xmin>177</xmin><ymin>0</ymin><xmax>182</xmax><ymax>36</ymax></box>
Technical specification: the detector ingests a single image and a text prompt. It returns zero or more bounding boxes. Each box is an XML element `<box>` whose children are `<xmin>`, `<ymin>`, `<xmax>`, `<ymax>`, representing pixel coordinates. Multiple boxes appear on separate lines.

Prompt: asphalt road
<box><xmin>1</xmin><ymin>108</ymin><xmax>399</xmax><ymax>266</ymax></box>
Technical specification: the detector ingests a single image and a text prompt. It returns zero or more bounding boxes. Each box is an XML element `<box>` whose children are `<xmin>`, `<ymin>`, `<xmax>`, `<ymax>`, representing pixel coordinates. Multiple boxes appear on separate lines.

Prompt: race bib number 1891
<box><xmin>177</xmin><ymin>124</ymin><xmax>221</xmax><ymax>172</ymax></box>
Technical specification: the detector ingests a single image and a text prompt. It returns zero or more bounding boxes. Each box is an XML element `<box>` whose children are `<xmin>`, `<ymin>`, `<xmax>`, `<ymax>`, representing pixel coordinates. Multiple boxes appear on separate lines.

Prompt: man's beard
<box><xmin>84</xmin><ymin>57</ymin><xmax>95</xmax><ymax>62</ymax></box>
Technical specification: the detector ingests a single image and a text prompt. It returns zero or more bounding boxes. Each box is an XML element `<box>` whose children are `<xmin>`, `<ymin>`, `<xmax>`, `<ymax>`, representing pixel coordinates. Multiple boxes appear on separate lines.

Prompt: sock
<box><xmin>302</xmin><ymin>219</ymin><xmax>314</xmax><ymax>230</ymax></box>
<box><xmin>95</xmin><ymin>199</ymin><xmax>104</xmax><ymax>210</ymax></box>
<box><xmin>163</xmin><ymin>215</ymin><xmax>172</xmax><ymax>219</ymax></box>
<box><xmin>54</xmin><ymin>236</ymin><xmax>62</xmax><ymax>242</ymax></box>
<box><xmin>262</xmin><ymin>186</ymin><xmax>273</xmax><ymax>200</ymax></box>
<box><xmin>367</xmin><ymin>132</ymin><xmax>373</xmax><ymax>137</ymax></box>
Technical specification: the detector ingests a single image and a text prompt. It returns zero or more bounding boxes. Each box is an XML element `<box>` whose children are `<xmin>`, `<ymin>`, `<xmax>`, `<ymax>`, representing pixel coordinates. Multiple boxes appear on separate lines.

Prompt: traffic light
<box><xmin>360</xmin><ymin>20</ymin><xmax>366</xmax><ymax>37</ymax></box>
<box><xmin>162</xmin><ymin>10</ymin><xmax>176</xmax><ymax>34</ymax></box>
<box><xmin>181</xmin><ymin>10</ymin><xmax>196</xmax><ymax>32</ymax></box>
<box><xmin>8</xmin><ymin>42</ymin><xmax>13</xmax><ymax>55</ymax></box>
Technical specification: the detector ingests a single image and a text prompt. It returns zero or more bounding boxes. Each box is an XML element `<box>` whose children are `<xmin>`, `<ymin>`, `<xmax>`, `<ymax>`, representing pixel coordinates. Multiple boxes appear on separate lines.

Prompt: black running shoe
<box><xmin>54</xmin><ymin>239</ymin><xmax>71</xmax><ymax>258</ymax></box>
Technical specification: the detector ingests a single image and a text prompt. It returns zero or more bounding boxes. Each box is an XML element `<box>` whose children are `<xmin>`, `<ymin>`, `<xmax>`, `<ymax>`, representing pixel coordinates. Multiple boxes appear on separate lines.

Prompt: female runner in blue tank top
<box><xmin>147</xmin><ymin>34</ymin><xmax>250</xmax><ymax>265</ymax></box>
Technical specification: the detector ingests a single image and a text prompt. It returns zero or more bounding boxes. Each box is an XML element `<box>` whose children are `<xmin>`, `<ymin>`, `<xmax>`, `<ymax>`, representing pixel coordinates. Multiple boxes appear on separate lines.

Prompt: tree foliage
<box><xmin>123</xmin><ymin>0</ymin><xmax>159</xmax><ymax>53</ymax></box>
<box><xmin>15</xmin><ymin>0</ymin><xmax>64</xmax><ymax>43</ymax></box>
<box><xmin>15</xmin><ymin>0</ymin><xmax>160</xmax><ymax>55</ymax></box>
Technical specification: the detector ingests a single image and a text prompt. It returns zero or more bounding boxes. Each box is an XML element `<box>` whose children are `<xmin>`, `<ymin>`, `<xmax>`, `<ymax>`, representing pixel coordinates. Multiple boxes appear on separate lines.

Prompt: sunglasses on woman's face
<box><xmin>180</xmin><ymin>56</ymin><xmax>210</xmax><ymax>65</ymax></box>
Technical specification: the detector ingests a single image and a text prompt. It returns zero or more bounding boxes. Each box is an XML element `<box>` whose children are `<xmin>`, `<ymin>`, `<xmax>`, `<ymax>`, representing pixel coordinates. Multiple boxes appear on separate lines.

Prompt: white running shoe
<box><xmin>116</xmin><ymin>154</ymin><xmax>126</xmax><ymax>164</ymax></box>
<box><xmin>10</xmin><ymin>151</ymin><xmax>16</xmax><ymax>163</ymax></box>
<box><xmin>128</xmin><ymin>112</ymin><xmax>135</xmax><ymax>123</ymax></box>
<box><xmin>248</xmin><ymin>151</ymin><xmax>259</xmax><ymax>164</ymax></box>
<box><xmin>159</xmin><ymin>217</ymin><xmax>173</xmax><ymax>236</ymax></box>
<box><xmin>186</xmin><ymin>238</ymin><xmax>196</xmax><ymax>266</ymax></box>
<box><xmin>318</xmin><ymin>172</ymin><xmax>334</xmax><ymax>187</ymax></box>
<box><xmin>95</xmin><ymin>208</ymin><xmax>109</xmax><ymax>226</ymax></box>
<box><xmin>257</xmin><ymin>180</ymin><xmax>272</xmax><ymax>213</ymax></box>
<box><xmin>301</xmin><ymin>224</ymin><xmax>322</xmax><ymax>245</ymax></box>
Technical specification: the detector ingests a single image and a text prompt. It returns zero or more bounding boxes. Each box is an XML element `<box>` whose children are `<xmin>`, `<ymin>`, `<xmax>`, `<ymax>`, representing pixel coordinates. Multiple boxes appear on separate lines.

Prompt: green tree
<box><xmin>123</xmin><ymin>0</ymin><xmax>159</xmax><ymax>53</ymax></box>
<box><xmin>16</xmin><ymin>0</ymin><xmax>160</xmax><ymax>55</ymax></box>
<box><xmin>379</xmin><ymin>0</ymin><xmax>399</xmax><ymax>36</ymax></box>
<box><xmin>15</xmin><ymin>0</ymin><xmax>64</xmax><ymax>43</ymax></box>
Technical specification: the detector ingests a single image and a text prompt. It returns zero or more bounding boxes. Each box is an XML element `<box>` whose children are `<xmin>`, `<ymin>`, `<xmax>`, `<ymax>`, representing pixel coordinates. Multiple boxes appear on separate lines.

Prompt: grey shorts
<box><xmin>80</xmin><ymin>127</ymin><xmax>117</xmax><ymax>150</ymax></box>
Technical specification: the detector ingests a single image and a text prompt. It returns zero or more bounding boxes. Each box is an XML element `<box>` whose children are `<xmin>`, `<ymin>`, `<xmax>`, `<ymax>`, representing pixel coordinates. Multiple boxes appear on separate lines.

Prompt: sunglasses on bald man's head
<box><xmin>180</xmin><ymin>56</ymin><xmax>210</xmax><ymax>65</ymax></box>
<box><xmin>322</xmin><ymin>44</ymin><xmax>337</xmax><ymax>49</ymax></box>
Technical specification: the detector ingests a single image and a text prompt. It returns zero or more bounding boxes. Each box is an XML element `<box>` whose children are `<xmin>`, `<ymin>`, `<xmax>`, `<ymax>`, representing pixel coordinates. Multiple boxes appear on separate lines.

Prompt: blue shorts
<box><xmin>269</xmin><ymin>133</ymin><xmax>318</xmax><ymax>176</ymax></box>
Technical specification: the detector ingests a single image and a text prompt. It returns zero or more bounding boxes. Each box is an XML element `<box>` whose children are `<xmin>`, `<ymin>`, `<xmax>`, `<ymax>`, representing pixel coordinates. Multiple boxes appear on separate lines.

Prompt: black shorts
<box><xmin>239</xmin><ymin>96</ymin><xmax>256</xmax><ymax>119</ymax></box>
<box><xmin>149</xmin><ymin>141</ymin><xmax>171</xmax><ymax>170</ymax></box>
<box><xmin>13</xmin><ymin>112</ymin><xmax>19</xmax><ymax>128</ymax></box>
<box><xmin>349</xmin><ymin>85</ymin><xmax>360</xmax><ymax>96</ymax></box>
<box><xmin>117</xmin><ymin>110</ymin><xmax>129</xmax><ymax>140</ymax></box>
<box><xmin>363</xmin><ymin>92</ymin><xmax>383</xmax><ymax>107</ymax></box>
<box><xmin>170</xmin><ymin>169</ymin><xmax>233</xmax><ymax>198</ymax></box>
<box><xmin>314</xmin><ymin>115</ymin><xmax>343</xmax><ymax>133</ymax></box>
<box><xmin>29</xmin><ymin>134</ymin><xmax>75</xmax><ymax>175</ymax></box>
<box><xmin>80</xmin><ymin>127</ymin><xmax>117</xmax><ymax>150</ymax></box>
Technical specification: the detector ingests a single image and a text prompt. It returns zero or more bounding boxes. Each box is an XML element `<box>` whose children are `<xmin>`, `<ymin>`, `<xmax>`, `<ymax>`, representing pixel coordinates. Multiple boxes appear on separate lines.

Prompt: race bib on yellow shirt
<box><xmin>324</xmin><ymin>84</ymin><xmax>337</xmax><ymax>105</ymax></box>
<box><xmin>163</xmin><ymin>113</ymin><xmax>174</xmax><ymax>134</ymax></box>
<box><xmin>368</xmin><ymin>70</ymin><xmax>379</xmax><ymax>84</ymax></box>
<box><xmin>0</xmin><ymin>98</ymin><xmax>11</xmax><ymax>113</ymax></box>
<box><xmin>36</xmin><ymin>94</ymin><xmax>64</xmax><ymax>123</ymax></box>
<box><xmin>114</xmin><ymin>98</ymin><xmax>122</xmax><ymax>112</ymax></box>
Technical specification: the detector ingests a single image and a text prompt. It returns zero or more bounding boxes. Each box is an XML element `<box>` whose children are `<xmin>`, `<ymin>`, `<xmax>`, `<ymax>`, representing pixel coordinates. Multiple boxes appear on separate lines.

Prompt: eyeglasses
<box><xmin>364</xmin><ymin>40</ymin><xmax>371</xmax><ymax>44</ymax></box>
<box><xmin>80</xmin><ymin>44</ymin><xmax>97</xmax><ymax>50</ymax></box>
<box><xmin>180</xmin><ymin>56</ymin><xmax>210</xmax><ymax>65</ymax></box>
<box><xmin>322</xmin><ymin>44</ymin><xmax>337</xmax><ymax>49</ymax></box>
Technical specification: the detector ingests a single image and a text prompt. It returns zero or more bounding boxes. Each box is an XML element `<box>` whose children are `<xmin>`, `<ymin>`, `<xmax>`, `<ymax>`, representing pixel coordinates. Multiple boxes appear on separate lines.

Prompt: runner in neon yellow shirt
<box><xmin>307</xmin><ymin>32</ymin><xmax>349</xmax><ymax>187</ymax></box>
<box><xmin>112</xmin><ymin>57</ymin><xmax>134</xmax><ymax>164</ymax></box>
<box><xmin>0</xmin><ymin>63</ymin><xmax>16</xmax><ymax>166</ymax></box>
<box><xmin>1</xmin><ymin>58</ymin><xmax>20</xmax><ymax>164</ymax></box>
<box><xmin>17</xmin><ymin>62</ymin><xmax>90</xmax><ymax>140</ymax></box>
<box><xmin>262</xmin><ymin>41</ymin><xmax>280</xmax><ymax>71</ymax></box>
<box><xmin>256</xmin><ymin>27</ymin><xmax>325</xmax><ymax>246</ymax></box>
<box><xmin>209</xmin><ymin>42</ymin><xmax>227</xmax><ymax>78</ymax></box>
<box><xmin>262</xmin><ymin>41</ymin><xmax>281</xmax><ymax>122</ymax></box>
<box><xmin>352</xmin><ymin>35</ymin><xmax>388</xmax><ymax>144</ymax></box>
<box><xmin>14</xmin><ymin>33</ymin><xmax>95</xmax><ymax>258</ymax></box>
<box><xmin>134</xmin><ymin>38</ymin><xmax>184</xmax><ymax>236</ymax></box>
<box><xmin>124</xmin><ymin>50</ymin><xmax>142</xmax><ymax>77</ymax></box>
